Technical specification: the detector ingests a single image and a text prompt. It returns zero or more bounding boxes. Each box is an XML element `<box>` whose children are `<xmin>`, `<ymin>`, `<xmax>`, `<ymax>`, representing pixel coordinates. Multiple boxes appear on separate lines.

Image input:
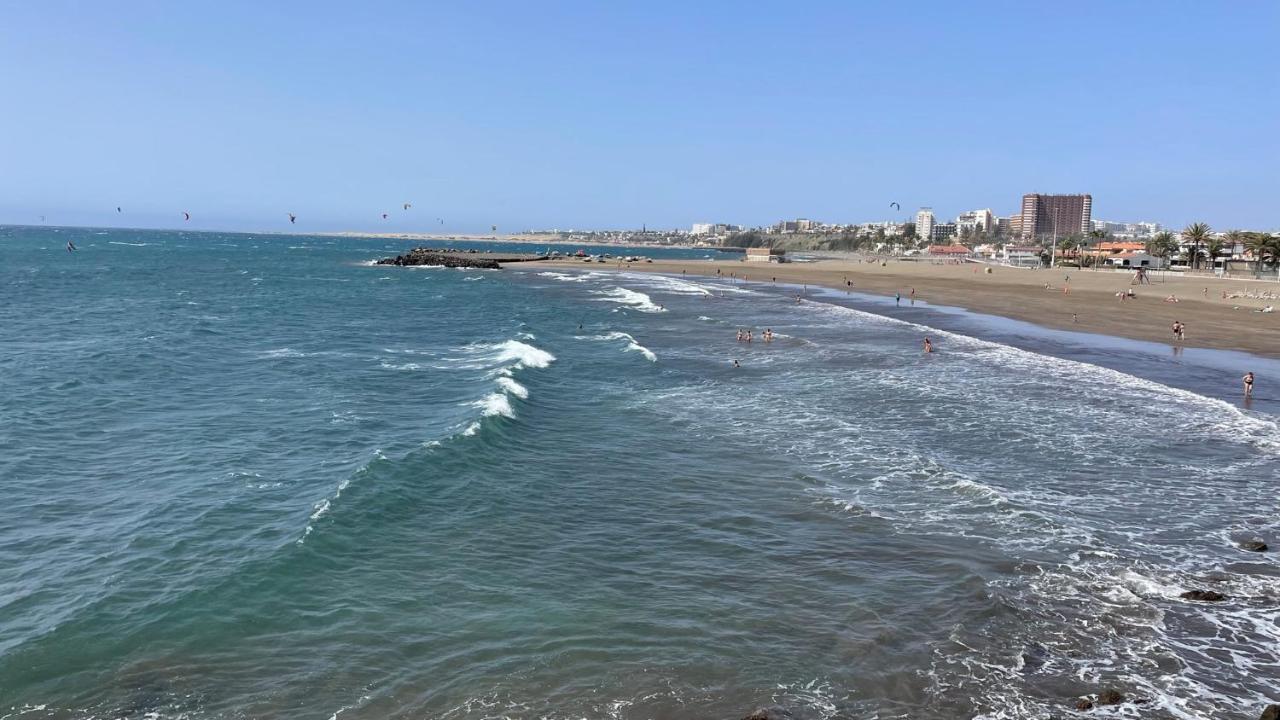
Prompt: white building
<box><xmin>916</xmin><ymin>208</ymin><xmax>935</xmax><ymax>241</ymax></box>
<box><xmin>955</xmin><ymin>208</ymin><xmax>995</xmax><ymax>236</ymax></box>
<box><xmin>1105</xmin><ymin>252</ymin><xmax>1166</xmax><ymax>269</ymax></box>
<box><xmin>1002</xmin><ymin>245</ymin><xmax>1042</xmax><ymax>268</ymax></box>
<box><xmin>691</xmin><ymin>223</ymin><xmax>714</xmax><ymax>235</ymax></box>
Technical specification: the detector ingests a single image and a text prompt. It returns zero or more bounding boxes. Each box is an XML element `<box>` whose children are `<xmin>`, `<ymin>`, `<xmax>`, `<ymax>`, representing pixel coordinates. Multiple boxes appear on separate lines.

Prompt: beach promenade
<box><xmin>548</xmin><ymin>257</ymin><xmax>1280</xmax><ymax>358</ymax></box>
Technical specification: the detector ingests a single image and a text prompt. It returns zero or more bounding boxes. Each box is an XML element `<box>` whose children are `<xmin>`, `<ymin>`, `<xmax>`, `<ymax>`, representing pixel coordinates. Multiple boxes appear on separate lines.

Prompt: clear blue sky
<box><xmin>1</xmin><ymin>1</ymin><xmax>1276</xmax><ymax>233</ymax></box>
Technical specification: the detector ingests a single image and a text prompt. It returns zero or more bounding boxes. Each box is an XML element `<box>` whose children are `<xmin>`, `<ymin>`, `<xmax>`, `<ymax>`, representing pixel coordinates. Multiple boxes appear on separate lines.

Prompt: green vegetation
<box><xmin>1246</xmin><ymin>231</ymin><xmax>1280</xmax><ymax>271</ymax></box>
<box><xmin>1180</xmin><ymin>222</ymin><xmax>1212</xmax><ymax>270</ymax></box>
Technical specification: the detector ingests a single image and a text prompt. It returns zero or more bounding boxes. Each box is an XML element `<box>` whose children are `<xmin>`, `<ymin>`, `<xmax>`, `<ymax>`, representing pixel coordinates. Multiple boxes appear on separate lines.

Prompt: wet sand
<box><xmin>547</xmin><ymin>258</ymin><xmax>1280</xmax><ymax>358</ymax></box>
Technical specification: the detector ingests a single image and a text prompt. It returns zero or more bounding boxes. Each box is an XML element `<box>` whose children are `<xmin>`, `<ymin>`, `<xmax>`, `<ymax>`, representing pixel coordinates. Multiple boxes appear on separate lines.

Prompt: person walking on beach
<box><xmin>1243</xmin><ymin>371</ymin><xmax>1254</xmax><ymax>398</ymax></box>
<box><xmin>895</xmin><ymin>292</ymin><xmax>901</xmax><ymax>306</ymax></box>
<box><xmin>923</xmin><ymin>337</ymin><xmax>934</xmax><ymax>354</ymax></box>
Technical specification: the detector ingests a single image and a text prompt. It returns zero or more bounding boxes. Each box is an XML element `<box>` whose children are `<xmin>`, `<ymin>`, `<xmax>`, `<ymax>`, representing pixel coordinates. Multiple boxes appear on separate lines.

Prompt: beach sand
<box><xmin>545</xmin><ymin>257</ymin><xmax>1280</xmax><ymax>358</ymax></box>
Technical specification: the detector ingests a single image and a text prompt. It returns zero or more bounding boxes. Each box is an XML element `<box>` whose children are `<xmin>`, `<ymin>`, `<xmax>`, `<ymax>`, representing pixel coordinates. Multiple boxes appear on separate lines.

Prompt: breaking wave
<box><xmin>591</xmin><ymin>287</ymin><xmax>665</xmax><ymax>313</ymax></box>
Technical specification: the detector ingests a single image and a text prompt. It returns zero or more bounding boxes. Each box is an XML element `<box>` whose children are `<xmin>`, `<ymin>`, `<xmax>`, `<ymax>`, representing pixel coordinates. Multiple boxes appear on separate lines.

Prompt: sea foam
<box><xmin>591</xmin><ymin>287</ymin><xmax>665</xmax><ymax>313</ymax></box>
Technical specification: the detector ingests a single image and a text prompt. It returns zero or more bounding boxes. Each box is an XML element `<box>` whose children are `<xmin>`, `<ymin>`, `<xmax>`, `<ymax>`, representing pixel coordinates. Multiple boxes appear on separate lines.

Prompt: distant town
<box><xmin>520</xmin><ymin>192</ymin><xmax>1280</xmax><ymax>275</ymax></box>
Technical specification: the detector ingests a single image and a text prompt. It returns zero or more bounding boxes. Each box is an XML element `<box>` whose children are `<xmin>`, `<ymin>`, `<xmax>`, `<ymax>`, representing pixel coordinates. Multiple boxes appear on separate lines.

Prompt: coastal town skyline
<box><xmin>2</xmin><ymin>3</ymin><xmax>1276</xmax><ymax>233</ymax></box>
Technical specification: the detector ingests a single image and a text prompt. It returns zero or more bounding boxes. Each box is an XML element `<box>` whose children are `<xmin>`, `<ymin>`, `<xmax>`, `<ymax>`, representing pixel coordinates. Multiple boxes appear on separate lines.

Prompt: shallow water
<box><xmin>1</xmin><ymin>228</ymin><xmax>1277</xmax><ymax>719</ymax></box>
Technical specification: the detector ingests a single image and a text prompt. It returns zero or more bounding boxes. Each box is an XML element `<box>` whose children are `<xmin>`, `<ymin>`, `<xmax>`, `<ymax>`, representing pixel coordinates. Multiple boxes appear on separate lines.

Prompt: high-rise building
<box><xmin>691</xmin><ymin>223</ymin><xmax>714</xmax><ymax>235</ymax></box>
<box><xmin>1018</xmin><ymin>194</ymin><xmax>1092</xmax><ymax>240</ymax></box>
<box><xmin>915</xmin><ymin>208</ymin><xmax>935</xmax><ymax>241</ymax></box>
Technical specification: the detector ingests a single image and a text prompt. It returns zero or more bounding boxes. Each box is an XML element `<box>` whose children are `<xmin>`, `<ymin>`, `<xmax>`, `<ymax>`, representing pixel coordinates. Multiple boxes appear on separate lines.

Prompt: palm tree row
<box><xmin>1181</xmin><ymin>222</ymin><xmax>1212</xmax><ymax>271</ymax></box>
<box><xmin>1246</xmin><ymin>231</ymin><xmax>1280</xmax><ymax>271</ymax></box>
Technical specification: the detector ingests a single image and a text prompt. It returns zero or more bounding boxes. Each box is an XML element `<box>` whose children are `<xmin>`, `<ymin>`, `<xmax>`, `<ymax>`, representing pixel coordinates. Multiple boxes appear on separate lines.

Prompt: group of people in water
<box><xmin>735</xmin><ymin>328</ymin><xmax>774</xmax><ymax>343</ymax></box>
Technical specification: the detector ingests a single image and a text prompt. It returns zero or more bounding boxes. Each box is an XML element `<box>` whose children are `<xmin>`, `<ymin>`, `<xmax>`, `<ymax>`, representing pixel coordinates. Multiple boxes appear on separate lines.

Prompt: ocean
<box><xmin>1</xmin><ymin>226</ymin><xmax>1277</xmax><ymax>720</ymax></box>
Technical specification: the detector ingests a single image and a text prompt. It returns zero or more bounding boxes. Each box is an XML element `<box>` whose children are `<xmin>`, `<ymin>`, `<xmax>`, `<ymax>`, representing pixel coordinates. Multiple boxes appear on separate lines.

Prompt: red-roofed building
<box><xmin>927</xmin><ymin>245</ymin><xmax>972</xmax><ymax>257</ymax></box>
<box><xmin>1094</xmin><ymin>241</ymin><xmax>1147</xmax><ymax>254</ymax></box>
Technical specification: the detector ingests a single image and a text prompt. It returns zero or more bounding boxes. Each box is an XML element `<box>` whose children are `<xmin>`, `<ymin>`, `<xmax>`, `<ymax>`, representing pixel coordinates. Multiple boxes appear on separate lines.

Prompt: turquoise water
<box><xmin>2</xmin><ymin>227</ymin><xmax>1278</xmax><ymax>719</ymax></box>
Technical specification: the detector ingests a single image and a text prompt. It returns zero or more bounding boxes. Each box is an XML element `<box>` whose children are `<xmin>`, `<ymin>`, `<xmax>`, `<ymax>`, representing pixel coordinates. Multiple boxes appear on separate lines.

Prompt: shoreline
<box><xmin>543</xmin><ymin>257</ymin><xmax>1280</xmax><ymax>359</ymax></box>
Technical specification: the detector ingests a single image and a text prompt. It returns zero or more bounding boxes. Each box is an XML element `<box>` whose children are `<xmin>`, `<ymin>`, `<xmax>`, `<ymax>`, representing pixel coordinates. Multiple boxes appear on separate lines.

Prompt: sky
<box><xmin>1</xmin><ymin>1</ymin><xmax>1277</xmax><ymax>234</ymax></box>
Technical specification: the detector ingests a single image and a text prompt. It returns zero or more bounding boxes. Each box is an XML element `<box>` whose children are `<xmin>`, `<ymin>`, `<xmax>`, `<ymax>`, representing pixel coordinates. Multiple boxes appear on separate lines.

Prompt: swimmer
<box><xmin>923</xmin><ymin>337</ymin><xmax>933</xmax><ymax>354</ymax></box>
<box><xmin>733</xmin><ymin>359</ymin><xmax>740</xmax><ymax>368</ymax></box>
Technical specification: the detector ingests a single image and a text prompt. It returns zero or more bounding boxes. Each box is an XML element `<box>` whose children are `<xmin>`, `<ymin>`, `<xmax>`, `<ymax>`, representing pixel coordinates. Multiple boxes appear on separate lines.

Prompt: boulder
<box><xmin>1098</xmin><ymin>689</ymin><xmax>1125</xmax><ymax>705</ymax></box>
<box><xmin>742</xmin><ymin>710</ymin><xmax>783</xmax><ymax>720</ymax></box>
<box><xmin>1074</xmin><ymin>699</ymin><xmax>1094</xmax><ymax>711</ymax></box>
<box><xmin>1261</xmin><ymin>704</ymin><xmax>1280</xmax><ymax>720</ymax></box>
<box><xmin>1181</xmin><ymin>589</ymin><xmax>1226</xmax><ymax>602</ymax></box>
<box><xmin>1240</xmin><ymin>539</ymin><xmax>1269</xmax><ymax>552</ymax></box>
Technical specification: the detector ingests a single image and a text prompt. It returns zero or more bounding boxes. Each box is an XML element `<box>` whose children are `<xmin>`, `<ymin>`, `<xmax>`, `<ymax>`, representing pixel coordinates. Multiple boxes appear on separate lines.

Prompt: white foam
<box><xmin>537</xmin><ymin>271</ymin><xmax>590</xmax><ymax>283</ymax></box>
<box><xmin>453</xmin><ymin>338</ymin><xmax>556</xmax><ymax>436</ymax></box>
<box><xmin>299</xmin><ymin>450</ymin><xmax>383</xmax><ymax>544</ymax></box>
<box><xmin>495</xmin><ymin>376</ymin><xmax>529</xmax><ymax>399</ymax></box>
<box><xmin>581</xmin><ymin>331</ymin><xmax>658</xmax><ymax>362</ymax></box>
<box><xmin>591</xmin><ymin>287</ymin><xmax>666</xmax><ymax>313</ymax></box>
<box><xmin>474</xmin><ymin>392</ymin><xmax>515</xmax><ymax>418</ymax></box>
<box><xmin>107</xmin><ymin>241</ymin><xmax>148</xmax><ymax>246</ymax></box>
<box><xmin>257</xmin><ymin>347</ymin><xmax>307</xmax><ymax>359</ymax></box>
<box><xmin>488</xmin><ymin>339</ymin><xmax>556</xmax><ymax>369</ymax></box>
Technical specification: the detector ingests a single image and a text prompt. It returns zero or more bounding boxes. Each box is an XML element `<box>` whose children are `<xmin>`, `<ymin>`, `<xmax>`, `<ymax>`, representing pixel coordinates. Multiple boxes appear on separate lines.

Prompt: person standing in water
<box><xmin>923</xmin><ymin>337</ymin><xmax>934</xmax><ymax>353</ymax></box>
<box><xmin>895</xmin><ymin>292</ymin><xmax>901</xmax><ymax>306</ymax></box>
<box><xmin>1243</xmin><ymin>371</ymin><xmax>1254</xmax><ymax>398</ymax></box>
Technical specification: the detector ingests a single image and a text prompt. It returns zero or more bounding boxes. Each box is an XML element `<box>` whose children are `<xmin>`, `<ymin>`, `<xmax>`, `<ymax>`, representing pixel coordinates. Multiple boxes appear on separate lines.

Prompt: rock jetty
<box><xmin>375</xmin><ymin>247</ymin><xmax>548</xmax><ymax>269</ymax></box>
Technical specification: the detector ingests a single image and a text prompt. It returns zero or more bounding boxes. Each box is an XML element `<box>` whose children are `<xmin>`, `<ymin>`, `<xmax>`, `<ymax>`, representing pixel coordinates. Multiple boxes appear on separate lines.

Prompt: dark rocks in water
<box><xmin>1260</xmin><ymin>704</ymin><xmax>1280</xmax><ymax>720</ymax></box>
<box><xmin>1240</xmin><ymin>539</ymin><xmax>1269</xmax><ymax>552</ymax></box>
<box><xmin>375</xmin><ymin>246</ymin><xmax>547</xmax><ymax>269</ymax></box>
<box><xmin>1073</xmin><ymin>689</ymin><xmax>1127</xmax><ymax>711</ymax></box>
<box><xmin>1019</xmin><ymin>643</ymin><xmax>1050</xmax><ymax>674</ymax></box>
<box><xmin>1181</xmin><ymin>589</ymin><xmax>1227</xmax><ymax>602</ymax></box>
<box><xmin>376</xmin><ymin>249</ymin><xmax>501</xmax><ymax>270</ymax></box>
<box><xmin>1098</xmin><ymin>689</ymin><xmax>1125</xmax><ymax>705</ymax></box>
<box><xmin>741</xmin><ymin>708</ymin><xmax>789</xmax><ymax>720</ymax></box>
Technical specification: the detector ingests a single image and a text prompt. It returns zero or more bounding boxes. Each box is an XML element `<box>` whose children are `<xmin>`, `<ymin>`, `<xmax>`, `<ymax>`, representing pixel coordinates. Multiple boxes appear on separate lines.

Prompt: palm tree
<box><xmin>1086</xmin><ymin>229</ymin><xmax>1107</xmax><ymax>269</ymax></box>
<box><xmin>1205</xmin><ymin>236</ymin><xmax>1226</xmax><ymax>271</ymax></box>
<box><xmin>1146</xmin><ymin>231</ymin><xmax>1178</xmax><ymax>268</ymax></box>
<box><xmin>1181</xmin><ymin>222</ymin><xmax>1212</xmax><ymax>271</ymax></box>
<box><xmin>1058</xmin><ymin>235</ymin><xmax>1079</xmax><ymax>265</ymax></box>
<box><xmin>1246</xmin><ymin>232</ymin><xmax>1280</xmax><ymax>272</ymax></box>
<box><xmin>1222</xmin><ymin>229</ymin><xmax>1246</xmax><ymax>254</ymax></box>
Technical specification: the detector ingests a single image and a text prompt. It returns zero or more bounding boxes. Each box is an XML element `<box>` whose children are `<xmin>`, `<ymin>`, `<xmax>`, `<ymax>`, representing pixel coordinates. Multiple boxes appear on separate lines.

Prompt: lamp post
<box><xmin>1049</xmin><ymin>209</ymin><xmax>1060</xmax><ymax>268</ymax></box>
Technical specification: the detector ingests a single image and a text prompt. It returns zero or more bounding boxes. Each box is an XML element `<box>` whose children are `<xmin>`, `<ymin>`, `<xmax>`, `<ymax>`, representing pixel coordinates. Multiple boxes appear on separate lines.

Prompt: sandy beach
<box><xmin>546</xmin><ymin>257</ymin><xmax>1280</xmax><ymax>358</ymax></box>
